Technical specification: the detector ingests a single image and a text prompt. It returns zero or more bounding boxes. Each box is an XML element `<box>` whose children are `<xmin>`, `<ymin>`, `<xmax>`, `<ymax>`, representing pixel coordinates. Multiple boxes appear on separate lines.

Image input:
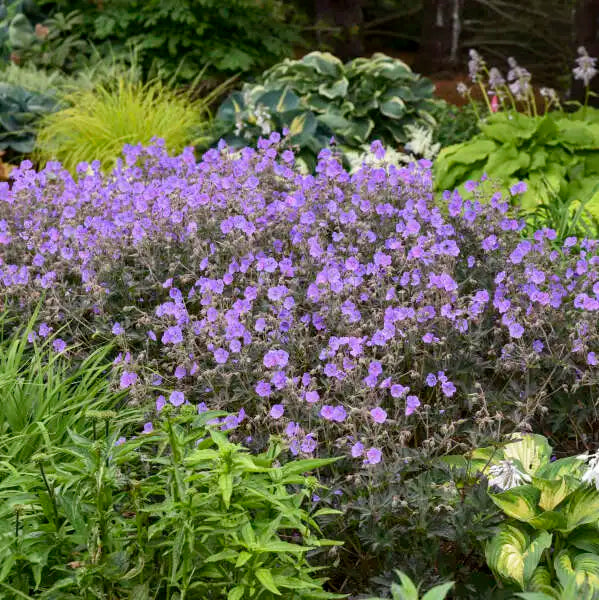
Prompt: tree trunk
<box><xmin>414</xmin><ymin>0</ymin><xmax>463</xmax><ymax>74</ymax></box>
<box><xmin>314</xmin><ymin>0</ymin><xmax>364</xmax><ymax>60</ymax></box>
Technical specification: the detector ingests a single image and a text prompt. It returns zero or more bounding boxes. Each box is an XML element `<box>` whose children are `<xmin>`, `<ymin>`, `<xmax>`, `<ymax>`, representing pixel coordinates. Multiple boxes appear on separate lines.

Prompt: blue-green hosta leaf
<box><xmin>256</xmin><ymin>88</ymin><xmax>300</xmax><ymax>113</ymax></box>
<box><xmin>489</xmin><ymin>485</ymin><xmax>541</xmax><ymax>521</ymax></box>
<box><xmin>8</xmin><ymin>13</ymin><xmax>35</xmax><ymax>49</ymax></box>
<box><xmin>318</xmin><ymin>78</ymin><xmax>348</xmax><ymax>99</ymax></box>
<box><xmin>316</xmin><ymin>111</ymin><xmax>352</xmax><ymax>134</ymax></box>
<box><xmin>503</xmin><ymin>434</ymin><xmax>552</xmax><ymax>476</ymax></box>
<box><xmin>216</xmin><ymin>91</ymin><xmax>246</xmax><ymax>122</ymax></box>
<box><xmin>302</xmin><ymin>52</ymin><xmax>344</xmax><ymax>78</ymax></box>
<box><xmin>287</xmin><ymin>111</ymin><xmax>318</xmax><ymax>147</ymax></box>
<box><xmin>555</xmin><ymin>550</ymin><xmax>599</xmax><ymax>593</ymax></box>
<box><xmin>343</xmin><ymin>117</ymin><xmax>374</xmax><ymax>144</ymax></box>
<box><xmin>564</xmin><ymin>486</ymin><xmax>599</xmax><ymax>532</ymax></box>
<box><xmin>379</xmin><ymin>97</ymin><xmax>406</xmax><ymax>119</ymax></box>
<box><xmin>486</xmin><ymin>523</ymin><xmax>552</xmax><ymax>589</ymax></box>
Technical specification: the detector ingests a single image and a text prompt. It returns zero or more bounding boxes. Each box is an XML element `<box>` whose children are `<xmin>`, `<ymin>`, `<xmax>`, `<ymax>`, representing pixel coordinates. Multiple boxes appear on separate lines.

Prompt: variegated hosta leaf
<box><xmin>379</xmin><ymin>97</ymin><xmax>406</xmax><ymax>119</ymax></box>
<box><xmin>318</xmin><ymin>79</ymin><xmax>348</xmax><ymax>100</ymax></box>
<box><xmin>568</xmin><ymin>526</ymin><xmax>599</xmax><ymax>554</ymax></box>
<box><xmin>216</xmin><ymin>91</ymin><xmax>246</xmax><ymax>122</ymax></box>
<box><xmin>536</xmin><ymin>457</ymin><xmax>587</xmax><ymax>482</ymax></box>
<box><xmin>489</xmin><ymin>485</ymin><xmax>541</xmax><ymax>521</ymax></box>
<box><xmin>301</xmin><ymin>52</ymin><xmax>344</xmax><ymax>78</ymax></box>
<box><xmin>486</xmin><ymin>523</ymin><xmax>552</xmax><ymax>589</ymax></box>
<box><xmin>533</xmin><ymin>476</ymin><xmax>580</xmax><ymax>512</ymax></box>
<box><xmin>555</xmin><ymin>550</ymin><xmax>599</xmax><ymax>593</ymax></box>
<box><xmin>564</xmin><ymin>486</ymin><xmax>599</xmax><ymax>532</ymax></box>
<box><xmin>256</xmin><ymin>88</ymin><xmax>300</xmax><ymax>114</ymax></box>
<box><xmin>503</xmin><ymin>433</ymin><xmax>552</xmax><ymax>476</ymax></box>
<box><xmin>287</xmin><ymin>112</ymin><xmax>317</xmax><ymax>147</ymax></box>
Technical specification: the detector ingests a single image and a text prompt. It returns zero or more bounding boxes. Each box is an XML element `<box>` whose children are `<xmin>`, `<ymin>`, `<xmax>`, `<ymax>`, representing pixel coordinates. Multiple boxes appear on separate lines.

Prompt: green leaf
<box><xmin>218</xmin><ymin>472</ymin><xmax>233</xmax><ymax>508</ymax></box>
<box><xmin>421</xmin><ymin>582</ymin><xmax>454</xmax><ymax>600</ymax></box>
<box><xmin>287</xmin><ymin>111</ymin><xmax>318</xmax><ymax>147</ymax></box>
<box><xmin>536</xmin><ymin>457</ymin><xmax>586</xmax><ymax>481</ymax></box>
<box><xmin>394</xmin><ymin>570</ymin><xmax>419</xmax><ymax>599</ymax></box>
<box><xmin>485</xmin><ymin>523</ymin><xmax>552</xmax><ymax>589</ymax></box>
<box><xmin>379</xmin><ymin>97</ymin><xmax>406</xmax><ymax>119</ymax></box>
<box><xmin>255</xmin><ymin>568</ymin><xmax>281</xmax><ymax>595</ymax></box>
<box><xmin>568</xmin><ymin>526</ymin><xmax>599</xmax><ymax>554</ymax></box>
<box><xmin>216</xmin><ymin>92</ymin><xmax>246</xmax><ymax>122</ymax></box>
<box><xmin>503</xmin><ymin>434</ymin><xmax>552</xmax><ymax>476</ymax></box>
<box><xmin>564</xmin><ymin>486</ymin><xmax>599</xmax><ymax>532</ymax></box>
<box><xmin>527</xmin><ymin>510</ymin><xmax>567</xmax><ymax>531</ymax></box>
<box><xmin>489</xmin><ymin>485</ymin><xmax>541</xmax><ymax>521</ymax></box>
<box><xmin>318</xmin><ymin>78</ymin><xmax>348</xmax><ymax>99</ymax></box>
<box><xmin>228</xmin><ymin>586</ymin><xmax>246</xmax><ymax>600</ymax></box>
<box><xmin>257</xmin><ymin>88</ymin><xmax>301</xmax><ymax>113</ymax></box>
<box><xmin>302</xmin><ymin>52</ymin><xmax>344</xmax><ymax>78</ymax></box>
<box><xmin>533</xmin><ymin>476</ymin><xmax>580</xmax><ymax>512</ymax></box>
<box><xmin>555</xmin><ymin>550</ymin><xmax>599</xmax><ymax>592</ymax></box>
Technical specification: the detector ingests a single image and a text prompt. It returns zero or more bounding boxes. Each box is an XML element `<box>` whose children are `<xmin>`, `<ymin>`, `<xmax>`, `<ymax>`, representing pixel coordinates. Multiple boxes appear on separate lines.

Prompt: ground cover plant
<box><xmin>3</xmin><ymin>138</ymin><xmax>599</xmax><ymax>595</ymax></box>
<box><xmin>433</xmin><ymin>49</ymin><xmax>599</xmax><ymax>235</ymax></box>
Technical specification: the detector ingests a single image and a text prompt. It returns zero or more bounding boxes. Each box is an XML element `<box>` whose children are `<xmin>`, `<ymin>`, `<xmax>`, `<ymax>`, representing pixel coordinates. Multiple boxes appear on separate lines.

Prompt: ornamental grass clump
<box><xmin>2</xmin><ymin>138</ymin><xmax>599</xmax><ymax>468</ymax></box>
<box><xmin>34</xmin><ymin>77</ymin><xmax>215</xmax><ymax>173</ymax></box>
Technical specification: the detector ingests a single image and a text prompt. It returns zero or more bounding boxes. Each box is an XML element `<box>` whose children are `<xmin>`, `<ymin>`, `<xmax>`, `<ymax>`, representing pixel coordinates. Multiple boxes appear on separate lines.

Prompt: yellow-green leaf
<box><xmin>490</xmin><ymin>485</ymin><xmax>541</xmax><ymax>521</ymax></box>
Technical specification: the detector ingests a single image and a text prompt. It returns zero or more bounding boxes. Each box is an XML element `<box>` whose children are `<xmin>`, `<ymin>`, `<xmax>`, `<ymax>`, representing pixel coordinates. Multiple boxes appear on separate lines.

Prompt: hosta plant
<box><xmin>366</xmin><ymin>570</ymin><xmax>453</xmax><ymax>600</ymax></box>
<box><xmin>0</xmin><ymin>81</ymin><xmax>57</xmax><ymax>154</ymax></box>
<box><xmin>447</xmin><ymin>434</ymin><xmax>599</xmax><ymax>598</ymax></box>
<box><xmin>217</xmin><ymin>52</ymin><xmax>437</xmax><ymax>169</ymax></box>
<box><xmin>0</xmin><ymin>405</ymin><xmax>343</xmax><ymax>599</ymax></box>
<box><xmin>434</xmin><ymin>49</ymin><xmax>599</xmax><ymax>233</ymax></box>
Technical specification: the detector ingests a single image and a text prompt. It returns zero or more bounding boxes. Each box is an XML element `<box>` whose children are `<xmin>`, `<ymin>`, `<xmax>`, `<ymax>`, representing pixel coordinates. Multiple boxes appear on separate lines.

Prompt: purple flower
<box><xmin>213</xmin><ymin>348</ymin><xmax>229</xmax><ymax>364</ymax></box>
<box><xmin>162</xmin><ymin>326</ymin><xmax>183</xmax><ymax>345</ymax></box>
<box><xmin>405</xmin><ymin>395</ymin><xmax>420</xmax><ymax>416</ymax></box>
<box><xmin>156</xmin><ymin>395</ymin><xmax>166</xmax><ymax>412</ymax></box>
<box><xmin>39</xmin><ymin>323</ymin><xmax>53</xmax><ymax>338</ymax></box>
<box><xmin>508</xmin><ymin>322</ymin><xmax>525</xmax><ymax>339</ymax></box>
<box><xmin>441</xmin><ymin>380</ymin><xmax>457</xmax><ymax>397</ymax></box>
<box><xmin>263</xmin><ymin>349</ymin><xmax>289</xmax><ymax>369</ymax></box>
<box><xmin>425</xmin><ymin>373</ymin><xmax>437</xmax><ymax>387</ymax></box>
<box><xmin>52</xmin><ymin>338</ymin><xmax>67</xmax><ymax>353</ymax></box>
<box><xmin>364</xmin><ymin>447</ymin><xmax>382</xmax><ymax>465</ymax></box>
<box><xmin>174</xmin><ymin>365</ymin><xmax>187</xmax><ymax>379</ymax></box>
<box><xmin>510</xmin><ymin>181</ymin><xmax>527</xmax><ymax>195</ymax></box>
<box><xmin>255</xmin><ymin>380</ymin><xmax>272</xmax><ymax>397</ymax></box>
<box><xmin>270</xmin><ymin>404</ymin><xmax>284</xmax><ymax>419</ymax></box>
<box><xmin>119</xmin><ymin>370</ymin><xmax>138</xmax><ymax>389</ymax></box>
<box><xmin>532</xmin><ymin>340</ymin><xmax>544</xmax><ymax>353</ymax></box>
<box><xmin>370</xmin><ymin>407</ymin><xmax>387</xmax><ymax>424</ymax></box>
<box><xmin>351</xmin><ymin>442</ymin><xmax>365</xmax><ymax>457</ymax></box>
<box><xmin>390</xmin><ymin>384</ymin><xmax>409</xmax><ymax>398</ymax></box>
<box><xmin>169</xmin><ymin>391</ymin><xmax>185</xmax><ymax>407</ymax></box>
<box><xmin>305</xmin><ymin>390</ymin><xmax>320</xmax><ymax>403</ymax></box>
<box><xmin>588</xmin><ymin>352</ymin><xmax>598</xmax><ymax>366</ymax></box>
<box><xmin>142</xmin><ymin>422</ymin><xmax>154</xmax><ymax>434</ymax></box>
<box><xmin>115</xmin><ymin>436</ymin><xmax>126</xmax><ymax>446</ymax></box>
<box><xmin>112</xmin><ymin>322</ymin><xmax>125</xmax><ymax>335</ymax></box>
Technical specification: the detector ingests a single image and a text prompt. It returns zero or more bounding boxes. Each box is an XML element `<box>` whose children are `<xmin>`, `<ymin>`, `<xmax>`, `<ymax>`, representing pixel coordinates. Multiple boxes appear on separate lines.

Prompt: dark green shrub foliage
<box><xmin>46</xmin><ymin>0</ymin><xmax>301</xmax><ymax>80</ymax></box>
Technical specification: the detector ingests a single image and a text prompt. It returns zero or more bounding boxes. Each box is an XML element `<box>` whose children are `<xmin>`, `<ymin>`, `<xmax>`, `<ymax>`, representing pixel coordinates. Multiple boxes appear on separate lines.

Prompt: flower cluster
<box><xmin>2</xmin><ymin>137</ymin><xmax>599</xmax><ymax>466</ymax></box>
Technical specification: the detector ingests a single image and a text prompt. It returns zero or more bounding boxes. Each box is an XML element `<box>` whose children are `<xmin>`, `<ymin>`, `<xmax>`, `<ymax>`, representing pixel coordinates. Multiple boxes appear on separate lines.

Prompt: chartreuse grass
<box><xmin>34</xmin><ymin>75</ymin><xmax>223</xmax><ymax>173</ymax></box>
<box><xmin>0</xmin><ymin>315</ymin><xmax>126</xmax><ymax>465</ymax></box>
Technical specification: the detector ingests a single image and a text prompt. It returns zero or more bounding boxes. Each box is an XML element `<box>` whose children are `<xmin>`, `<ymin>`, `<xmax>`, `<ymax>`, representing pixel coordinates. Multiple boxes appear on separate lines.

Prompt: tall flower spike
<box><xmin>573</xmin><ymin>46</ymin><xmax>598</xmax><ymax>87</ymax></box>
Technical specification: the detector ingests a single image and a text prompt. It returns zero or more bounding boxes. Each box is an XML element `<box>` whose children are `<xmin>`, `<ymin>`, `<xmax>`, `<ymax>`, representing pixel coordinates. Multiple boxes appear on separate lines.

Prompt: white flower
<box><xmin>403</xmin><ymin>124</ymin><xmax>441</xmax><ymax>160</ymax></box>
<box><xmin>487</xmin><ymin>459</ymin><xmax>531</xmax><ymax>491</ymax></box>
<box><xmin>579</xmin><ymin>451</ymin><xmax>599</xmax><ymax>490</ymax></box>
<box><xmin>573</xmin><ymin>47</ymin><xmax>598</xmax><ymax>87</ymax></box>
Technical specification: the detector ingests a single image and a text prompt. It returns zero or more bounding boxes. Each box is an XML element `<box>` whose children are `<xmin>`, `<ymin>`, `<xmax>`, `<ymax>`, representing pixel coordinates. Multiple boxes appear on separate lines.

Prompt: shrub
<box><xmin>34</xmin><ymin>77</ymin><xmax>216</xmax><ymax>172</ymax></box>
<box><xmin>216</xmin><ymin>52</ymin><xmax>437</xmax><ymax>169</ymax></box>
<box><xmin>0</xmin><ymin>81</ymin><xmax>58</xmax><ymax>154</ymax></box>
<box><xmin>0</xmin><ymin>405</ymin><xmax>341</xmax><ymax>598</ymax></box>
<box><xmin>44</xmin><ymin>0</ymin><xmax>302</xmax><ymax>81</ymax></box>
<box><xmin>3</xmin><ymin>138</ymin><xmax>599</xmax><ymax>471</ymax></box>
<box><xmin>433</xmin><ymin>50</ymin><xmax>599</xmax><ymax>234</ymax></box>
